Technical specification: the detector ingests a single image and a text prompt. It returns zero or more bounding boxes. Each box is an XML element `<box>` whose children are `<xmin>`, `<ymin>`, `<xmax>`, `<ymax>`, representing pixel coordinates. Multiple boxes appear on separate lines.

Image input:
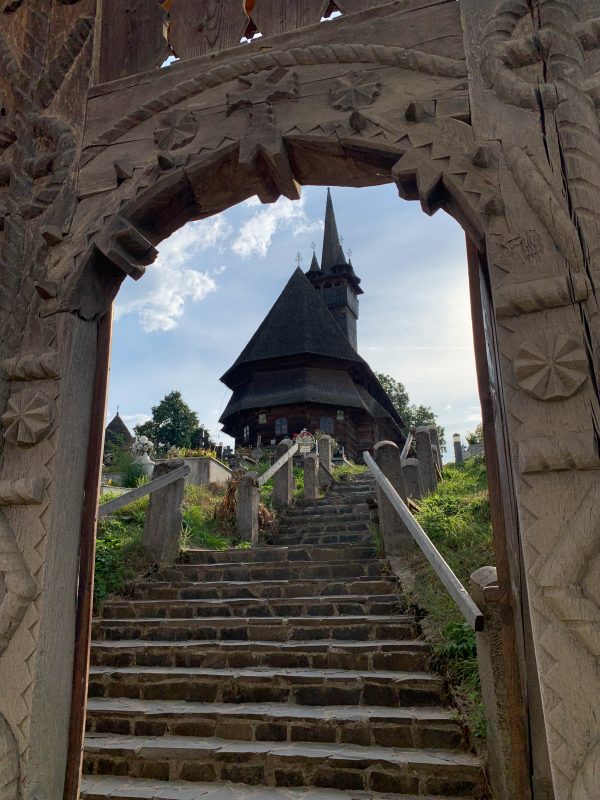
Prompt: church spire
<box><xmin>321</xmin><ymin>188</ymin><xmax>343</xmax><ymax>273</ymax></box>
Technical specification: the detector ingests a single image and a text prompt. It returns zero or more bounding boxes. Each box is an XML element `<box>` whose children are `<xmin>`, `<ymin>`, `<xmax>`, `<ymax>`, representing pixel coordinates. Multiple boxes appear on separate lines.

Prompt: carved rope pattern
<box><xmin>0</xmin><ymin>510</ymin><xmax>37</xmax><ymax>656</ymax></box>
<box><xmin>88</xmin><ymin>43</ymin><xmax>467</xmax><ymax>152</ymax></box>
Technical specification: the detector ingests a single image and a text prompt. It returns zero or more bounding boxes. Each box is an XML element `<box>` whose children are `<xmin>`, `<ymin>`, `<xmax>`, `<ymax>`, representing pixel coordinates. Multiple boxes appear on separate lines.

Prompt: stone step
<box><xmin>285</xmin><ymin>503</ymin><xmax>371</xmax><ymax>517</ymax></box>
<box><xmin>161</xmin><ymin>559</ymin><xmax>387</xmax><ymax>583</ymax></box>
<box><xmin>276</xmin><ymin>521</ymin><xmax>371</xmax><ymax>535</ymax></box>
<box><xmin>180</xmin><ymin>545</ymin><xmax>376</xmax><ymax>565</ymax></box>
<box><xmin>101</xmin><ymin>595</ymin><xmax>403</xmax><ymax>621</ymax></box>
<box><xmin>92</xmin><ymin>615</ymin><xmax>418</xmax><ymax>644</ymax></box>
<box><xmin>80</xmin><ymin>774</ymin><xmax>474</xmax><ymax>800</ymax></box>
<box><xmin>127</xmin><ymin>576</ymin><xmax>398</xmax><ymax>602</ymax></box>
<box><xmin>88</xmin><ymin>666</ymin><xmax>444</xmax><ymax>707</ymax></box>
<box><xmin>90</xmin><ymin>639</ymin><xmax>430</xmax><ymax>672</ymax></box>
<box><xmin>294</xmin><ymin>496</ymin><xmax>374</xmax><ymax>508</ymax></box>
<box><xmin>267</xmin><ymin>532</ymin><xmax>373</xmax><ymax>547</ymax></box>
<box><xmin>83</xmin><ymin>735</ymin><xmax>482</xmax><ymax>795</ymax></box>
<box><xmin>86</xmin><ymin>698</ymin><xmax>465</xmax><ymax>750</ymax></box>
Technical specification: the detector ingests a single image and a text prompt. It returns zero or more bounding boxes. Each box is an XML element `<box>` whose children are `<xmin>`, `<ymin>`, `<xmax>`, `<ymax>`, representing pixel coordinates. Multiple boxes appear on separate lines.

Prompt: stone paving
<box><xmin>81</xmin><ymin>478</ymin><xmax>485</xmax><ymax>799</ymax></box>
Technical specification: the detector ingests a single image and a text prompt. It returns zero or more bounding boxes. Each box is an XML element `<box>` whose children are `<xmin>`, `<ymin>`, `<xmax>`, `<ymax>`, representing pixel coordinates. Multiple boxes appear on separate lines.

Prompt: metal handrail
<box><xmin>98</xmin><ymin>464</ymin><xmax>190</xmax><ymax>518</ymax></box>
<box><xmin>364</xmin><ymin>451</ymin><xmax>484</xmax><ymax>631</ymax></box>
<box><xmin>257</xmin><ymin>441</ymin><xmax>299</xmax><ymax>487</ymax></box>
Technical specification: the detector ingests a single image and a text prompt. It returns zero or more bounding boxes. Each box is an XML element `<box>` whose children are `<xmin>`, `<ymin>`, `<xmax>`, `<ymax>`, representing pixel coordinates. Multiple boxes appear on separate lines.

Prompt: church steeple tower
<box><xmin>306</xmin><ymin>189</ymin><xmax>362</xmax><ymax>350</ymax></box>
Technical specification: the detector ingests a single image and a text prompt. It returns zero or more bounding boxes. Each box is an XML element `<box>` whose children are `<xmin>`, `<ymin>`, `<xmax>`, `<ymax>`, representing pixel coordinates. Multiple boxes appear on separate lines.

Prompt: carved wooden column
<box><xmin>461</xmin><ymin>3</ymin><xmax>600</xmax><ymax>796</ymax></box>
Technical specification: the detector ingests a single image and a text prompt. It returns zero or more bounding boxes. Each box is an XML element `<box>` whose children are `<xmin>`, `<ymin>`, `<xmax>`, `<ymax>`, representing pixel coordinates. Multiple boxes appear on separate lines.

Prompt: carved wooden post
<box><xmin>318</xmin><ymin>434</ymin><xmax>334</xmax><ymax>488</ymax></box>
<box><xmin>453</xmin><ymin>433</ymin><xmax>464</xmax><ymax>464</ymax></box>
<box><xmin>273</xmin><ymin>438</ymin><xmax>294</xmax><ymax>507</ymax></box>
<box><xmin>428</xmin><ymin>425</ymin><xmax>443</xmax><ymax>471</ymax></box>
<box><xmin>142</xmin><ymin>459</ymin><xmax>186</xmax><ymax>563</ymax></box>
<box><xmin>303</xmin><ymin>453</ymin><xmax>319</xmax><ymax>500</ymax></box>
<box><xmin>374</xmin><ymin>441</ymin><xmax>413</xmax><ymax>555</ymax></box>
<box><xmin>470</xmin><ymin>566</ymin><xmax>519</xmax><ymax>800</ymax></box>
<box><xmin>415</xmin><ymin>427</ymin><xmax>437</xmax><ymax>495</ymax></box>
<box><xmin>402</xmin><ymin>457</ymin><xmax>424</xmax><ymax>500</ymax></box>
<box><xmin>236</xmin><ymin>472</ymin><xmax>259</xmax><ymax>545</ymax></box>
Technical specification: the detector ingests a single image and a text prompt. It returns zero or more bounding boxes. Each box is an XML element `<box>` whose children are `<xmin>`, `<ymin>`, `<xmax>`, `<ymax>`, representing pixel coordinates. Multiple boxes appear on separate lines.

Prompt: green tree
<box><xmin>375</xmin><ymin>373</ymin><xmax>446</xmax><ymax>451</ymax></box>
<box><xmin>466</xmin><ymin>423</ymin><xmax>484</xmax><ymax>446</ymax></box>
<box><xmin>135</xmin><ymin>391</ymin><xmax>200</xmax><ymax>454</ymax></box>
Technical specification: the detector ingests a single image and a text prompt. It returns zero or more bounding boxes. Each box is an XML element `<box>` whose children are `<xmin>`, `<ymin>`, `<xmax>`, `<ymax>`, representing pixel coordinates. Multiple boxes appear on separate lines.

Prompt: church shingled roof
<box><xmin>220</xmin><ymin>268</ymin><xmax>365</xmax><ymax>387</ymax></box>
<box><xmin>105</xmin><ymin>412</ymin><xmax>134</xmax><ymax>448</ymax></box>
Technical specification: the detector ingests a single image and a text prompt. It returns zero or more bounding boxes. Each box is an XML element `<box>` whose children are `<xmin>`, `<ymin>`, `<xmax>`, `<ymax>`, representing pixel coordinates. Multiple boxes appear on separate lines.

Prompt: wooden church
<box><xmin>219</xmin><ymin>190</ymin><xmax>406</xmax><ymax>460</ymax></box>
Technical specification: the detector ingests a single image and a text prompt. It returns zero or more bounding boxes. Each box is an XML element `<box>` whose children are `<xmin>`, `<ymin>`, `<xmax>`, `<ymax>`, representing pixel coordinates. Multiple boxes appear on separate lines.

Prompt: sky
<box><xmin>107</xmin><ymin>184</ymin><xmax>482</xmax><ymax>460</ymax></box>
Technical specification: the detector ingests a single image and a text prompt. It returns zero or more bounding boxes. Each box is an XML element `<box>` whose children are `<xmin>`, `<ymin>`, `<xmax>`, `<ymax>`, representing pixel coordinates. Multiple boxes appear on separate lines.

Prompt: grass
<box><xmin>94</xmin><ymin>482</ymin><xmax>247</xmax><ymax>607</ymax></box>
<box><xmin>401</xmin><ymin>456</ymin><xmax>493</xmax><ymax>740</ymax></box>
<box><xmin>332</xmin><ymin>462</ymin><xmax>368</xmax><ymax>480</ymax></box>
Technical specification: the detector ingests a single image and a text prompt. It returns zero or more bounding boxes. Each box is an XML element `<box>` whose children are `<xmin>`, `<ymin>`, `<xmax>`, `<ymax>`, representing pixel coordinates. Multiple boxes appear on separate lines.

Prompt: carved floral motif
<box><xmin>514</xmin><ymin>334</ymin><xmax>588</xmax><ymax>401</ymax></box>
<box><xmin>154</xmin><ymin>109</ymin><xmax>198</xmax><ymax>151</ymax></box>
<box><xmin>329</xmin><ymin>70</ymin><xmax>382</xmax><ymax>110</ymax></box>
<box><xmin>1</xmin><ymin>391</ymin><xmax>54</xmax><ymax>447</ymax></box>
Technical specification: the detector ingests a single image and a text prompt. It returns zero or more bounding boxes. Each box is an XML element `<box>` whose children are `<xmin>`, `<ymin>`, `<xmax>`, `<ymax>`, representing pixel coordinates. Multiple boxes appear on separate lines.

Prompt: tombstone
<box><xmin>303</xmin><ymin>453</ymin><xmax>319</xmax><ymax>500</ymax></box>
<box><xmin>273</xmin><ymin>438</ymin><xmax>294</xmax><ymax>507</ymax></box>
<box><xmin>374</xmin><ymin>441</ymin><xmax>413</xmax><ymax>555</ymax></box>
<box><xmin>132</xmin><ymin>435</ymin><xmax>156</xmax><ymax>477</ymax></box>
<box><xmin>143</xmin><ymin>459</ymin><xmax>186</xmax><ymax>562</ymax></box>
<box><xmin>402</xmin><ymin>457</ymin><xmax>424</xmax><ymax>500</ymax></box>
<box><xmin>453</xmin><ymin>433</ymin><xmax>464</xmax><ymax>464</ymax></box>
<box><xmin>318</xmin><ymin>435</ymin><xmax>334</xmax><ymax>488</ymax></box>
<box><xmin>236</xmin><ymin>472</ymin><xmax>259</xmax><ymax>545</ymax></box>
<box><xmin>415</xmin><ymin>426</ymin><xmax>437</xmax><ymax>495</ymax></box>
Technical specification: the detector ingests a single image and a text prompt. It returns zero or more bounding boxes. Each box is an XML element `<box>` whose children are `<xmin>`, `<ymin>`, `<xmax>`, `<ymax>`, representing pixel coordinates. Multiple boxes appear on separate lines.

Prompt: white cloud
<box><xmin>122</xmin><ymin>412</ymin><xmax>151</xmax><ymax>429</ymax></box>
<box><xmin>232</xmin><ymin>197</ymin><xmax>321</xmax><ymax>259</ymax></box>
<box><xmin>115</xmin><ymin>216</ymin><xmax>230</xmax><ymax>331</ymax></box>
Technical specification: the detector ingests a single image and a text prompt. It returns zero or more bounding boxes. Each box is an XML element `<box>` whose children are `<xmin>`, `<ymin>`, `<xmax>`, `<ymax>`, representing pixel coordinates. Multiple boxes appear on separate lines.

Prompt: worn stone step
<box><xmin>90</xmin><ymin>639</ymin><xmax>430</xmax><ymax>672</ymax></box>
<box><xmin>80</xmin><ymin>774</ymin><xmax>474</xmax><ymax>800</ymax></box>
<box><xmin>277</xmin><ymin>521</ymin><xmax>371</xmax><ymax>535</ymax></box>
<box><xmin>180</xmin><ymin>545</ymin><xmax>376</xmax><ymax>565</ymax></box>
<box><xmin>267</xmin><ymin>532</ymin><xmax>373</xmax><ymax>547</ymax></box>
<box><xmin>86</xmin><ymin>698</ymin><xmax>465</xmax><ymax>750</ymax></box>
<box><xmin>294</xmin><ymin>496</ymin><xmax>374</xmax><ymax>508</ymax></box>
<box><xmin>127</xmin><ymin>576</ymin><xmax>398</xmax><ymax>602</ymax></box>
<box><xmin>285</xmin><ymin>503</ymin><xmax>371</xmax><ymax>517</ymax></box>
<box><xmin>161</xmin><ymin>559</ymin><xmax>388</xmax><ymax>583</ymax></box>
<box><xmin>279</xmin><ymin>510</ymin><xmax>371</xmax><ymax>524</ymax></box>
<box><xmin>92</xmin><ymin>615</ymin><xmax>418</xmax><ymax>644</ymax></box>
<box><xmin>83</xmin><ymin>735</ymin><xmax>482</xmax><ymax>795</ymax></box>
<box><xmin>101</xmin><ymin>595</ymin><xmax>403</xmax><ymax>621</ymax></box>
<box><xmin>88</xmin><ymin>666</ymin><xmax>444</xmax><ymax>707</ymax></box>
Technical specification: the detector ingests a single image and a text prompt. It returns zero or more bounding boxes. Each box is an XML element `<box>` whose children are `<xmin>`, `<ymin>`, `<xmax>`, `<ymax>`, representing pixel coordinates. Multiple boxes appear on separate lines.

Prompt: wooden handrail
<box><xmin>400</xmin><ymin>431</ymin><xmax>414</xmax><ymax>462</ymax></box>
<box><xmin>319</xmin><ymin>461</ymin><xmax>337</xmax><ymax>483</ymax></box>
<box><xmin>364</xmin><ymin>451</ymin><xmax>484</xmax><ymax>631</ymax></box>
<box><xmin>98</xmin><ymin>464</ymin><xmax>190</xmax><ymax>518</ymax></box>
<box><xmin>257</xmin><ymin>442</ymin><xmax>299</xmax><ymax>487</ymax></box>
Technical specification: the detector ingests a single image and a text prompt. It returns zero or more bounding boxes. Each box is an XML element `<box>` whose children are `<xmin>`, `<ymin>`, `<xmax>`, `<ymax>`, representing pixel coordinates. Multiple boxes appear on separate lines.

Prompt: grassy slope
<box><xmin>403</xmin><ymin>456</ymin><xmax>493</xmax><ymax>739</ymax></box>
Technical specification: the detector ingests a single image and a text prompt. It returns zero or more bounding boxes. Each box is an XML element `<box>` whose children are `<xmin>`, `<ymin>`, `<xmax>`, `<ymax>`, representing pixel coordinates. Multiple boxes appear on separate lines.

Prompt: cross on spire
<box><xmin>295</xmin><ymin>252</ymin><xmax>303</xmax><ymax>267</ymax></box>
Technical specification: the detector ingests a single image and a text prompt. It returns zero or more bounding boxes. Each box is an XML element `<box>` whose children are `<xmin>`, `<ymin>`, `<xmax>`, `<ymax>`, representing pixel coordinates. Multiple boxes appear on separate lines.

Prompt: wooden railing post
<box><xmin>415</xmin><ymin>426</ymin><xmax>437</xmax><ymax>494</ymax></box>
<box><xmin>303</xmin><ymin>453</ymin><xmax>319</xmax><ymax>500</ymax></box>
<box><xmin>402</xmin><ymin>457</ymin><xmax>423</xmax><ymax>499</ymax></box>
<box><xmin>236</xmin><ymin>471</ymin><xmax>259</xmax><ymax>545</ymax></box>
<box><xmin>374</xmin><ymin>441</ymin><xmax>414</xmax><ymax>555</ymax></box>
<box><xmin>273</xmin><ymin>438</ymin><xmax>294</xmax><ymax>507</ymax></box>
<box><xmin>142</xmin><ymin>458</ymin><xmax>187</xmax><ymax>562</ymax></box>
<box><xmin>318</xmin><ymin>435</ymin><xmax>334</xmax><ymax>487</ymax></box>
<box><xmin>428</xmin><ymin>425</ymin><xmax>443</xmax><ymax>472</ymax></box>
<box><xmin>470</xmin><ymin>566</ymin><xmax>526</xmax><ymax>800</ymax></box>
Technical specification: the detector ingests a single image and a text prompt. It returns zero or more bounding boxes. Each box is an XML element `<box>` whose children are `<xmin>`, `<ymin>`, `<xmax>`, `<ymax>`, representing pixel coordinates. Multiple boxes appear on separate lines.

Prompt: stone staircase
<box><xmin>81</xmin><ymin>477</ymin><xmax>485</xmax><ymax>799</ymax></box>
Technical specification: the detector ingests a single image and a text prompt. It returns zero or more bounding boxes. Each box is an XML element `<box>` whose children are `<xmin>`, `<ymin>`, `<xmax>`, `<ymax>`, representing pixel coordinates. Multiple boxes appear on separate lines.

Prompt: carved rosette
<box><xmin>154</xmin><ymin>109</ymin><xmax>198</xmax><ymax>151</ymax></box>
<box><xmin>1</xmin><ymin>391</ymin><xmax>54</xmax><ymax>447</ymax></box>
<box><xmin>514</xmin><ymin>334</ymin><xmax>588</xmax><ymax>401</ymax></box>
<box><xmin>329</xmin><ymin>70</ymin><xmax>382</xmax><ymax>110</ymax></box>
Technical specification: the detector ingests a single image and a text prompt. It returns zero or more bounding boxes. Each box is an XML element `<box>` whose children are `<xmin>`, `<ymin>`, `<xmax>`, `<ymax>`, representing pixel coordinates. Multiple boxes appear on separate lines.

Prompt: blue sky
<box><xmin>107</xmin><ymin>184</ymin><xmax>481</xmax><ymax>458</ymax></box>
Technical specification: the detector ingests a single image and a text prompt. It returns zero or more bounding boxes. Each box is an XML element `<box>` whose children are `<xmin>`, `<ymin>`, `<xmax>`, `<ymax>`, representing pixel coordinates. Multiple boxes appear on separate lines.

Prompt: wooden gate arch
<box><xmin>0</xmin><ymin>2</ymin><xmax>599</xmax><ymax>799</ymax></box>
